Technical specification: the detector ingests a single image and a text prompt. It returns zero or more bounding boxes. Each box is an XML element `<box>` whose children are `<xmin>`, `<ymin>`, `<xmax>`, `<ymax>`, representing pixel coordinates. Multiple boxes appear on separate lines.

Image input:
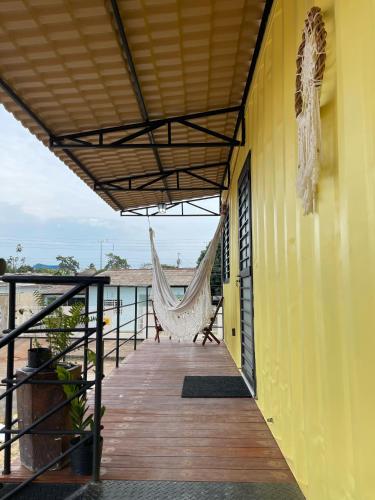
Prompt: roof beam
<box><xmin>183</xmin><ymin>170</ymin><xmax>226</xmax><ymax>189</ymax></box>
<box><xmin>121</xmin><ymin>196</ymin><xmax>221</xmax><ymax>217</ymax></box>
<box><xmin>109</xmin><ymin>0</ymin><xmax>171</xmax><ymax>202</ymax></box>
<box><xmin>223</xmin><ymin>0</ymin><xmax>274</xmax><ymax>185</ymax></box>
<box><xmin>97</xmin><ymin>161</ymin><xmax>228</xmax><ymax>186</ymax></box>
<box><xmin>51</xmin><ymin>142</ymin><xmax>236</xmax><ymax>150</ymax></box>
<box><xmin>52</xmin><ymin>106</ymin><xmax>240</xmax><ymax>141</ymax></box>
<box><xmin>94</xmin><ymin>161</ymin><xmax>229</xmax><ymax>193</ymax></box>
<box><xmin>103</xmin><ymin>187</ymin><xmax>223</xmax><ymax>192</ymax></box>
<box><xmin>49</xmin><ymin>107</ymin><xmax>240</xmax><ymax>149</ymax></box>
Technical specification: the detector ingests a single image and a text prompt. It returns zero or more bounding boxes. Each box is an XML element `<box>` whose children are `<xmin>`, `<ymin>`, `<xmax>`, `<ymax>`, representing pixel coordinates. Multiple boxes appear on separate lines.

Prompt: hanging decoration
<box><xmin>295</xmin><ymin>7</ymin><xmax>327</xmax><ymax>214</ymax></box>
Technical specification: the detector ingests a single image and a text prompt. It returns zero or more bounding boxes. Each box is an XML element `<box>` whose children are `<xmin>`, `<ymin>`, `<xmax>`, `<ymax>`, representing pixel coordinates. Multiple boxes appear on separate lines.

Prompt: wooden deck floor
<box><xmin>2</xmin><ymin>340</ymin><xmax>296</xmax><ymax>485</ymax></box>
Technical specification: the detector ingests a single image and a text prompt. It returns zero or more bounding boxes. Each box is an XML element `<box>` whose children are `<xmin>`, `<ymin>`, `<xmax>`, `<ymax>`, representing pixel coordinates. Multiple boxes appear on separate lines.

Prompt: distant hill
<box><xmin>33</xmin><ymin>263</ymin><xmax>59</xmax><ymax>270</ymax></box>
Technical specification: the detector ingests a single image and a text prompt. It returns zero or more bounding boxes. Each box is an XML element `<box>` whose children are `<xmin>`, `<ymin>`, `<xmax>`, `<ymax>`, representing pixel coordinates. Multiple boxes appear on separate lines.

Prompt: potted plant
<box><xmin>33</xmin><ymin>291</ymin><xmax>88</xmax><ymax>366</ymax></box>
<box><xmin>16</xmin><ymin>293</ymin><xmax>90</xmax><ymax>472</ymax></box>
<box><xmin>27</xmin><ymin>342</ymin><xmax>52</xmax><ymax>369</ymax></box>
<box><xmin>16</xmin><ymin>306</ymin><xmax>52</xmax><ymax>369</ymax></box>
<box><xmin>57</xmin><ymin>365</ymin><xmax>105</xmax><ymax>475</ymax></box>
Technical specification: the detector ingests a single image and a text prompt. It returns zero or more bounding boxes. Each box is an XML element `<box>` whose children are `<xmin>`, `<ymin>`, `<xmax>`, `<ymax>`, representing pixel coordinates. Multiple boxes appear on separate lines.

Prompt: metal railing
<box><xmin>16</xmin><ymin>298</ymin><xmax>149</xmax><ymax>369</ymax></box>
<box><xmin>0</xmin><ymin>274</ymin><xmax>145</xmax><ymax>499</ymax></box>
<box><xmin>0</xmin><ymin>275</ymin><xmax>223</xmax><ymax>498</ymax></box>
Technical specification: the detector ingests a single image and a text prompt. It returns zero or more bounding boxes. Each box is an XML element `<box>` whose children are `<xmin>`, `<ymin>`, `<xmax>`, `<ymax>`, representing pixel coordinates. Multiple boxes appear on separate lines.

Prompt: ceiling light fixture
<box><xmin>157</xmin><ymin>203</ymin><xmax>167</xmax><ymax>214</ymax></box>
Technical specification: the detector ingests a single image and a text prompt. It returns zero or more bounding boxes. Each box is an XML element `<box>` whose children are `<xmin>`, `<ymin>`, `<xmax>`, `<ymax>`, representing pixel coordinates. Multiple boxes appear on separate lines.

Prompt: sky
<box><xmin>0</xmin><ymin>105</ymin><xmax>219</xmax><ymax>270</ymax></box>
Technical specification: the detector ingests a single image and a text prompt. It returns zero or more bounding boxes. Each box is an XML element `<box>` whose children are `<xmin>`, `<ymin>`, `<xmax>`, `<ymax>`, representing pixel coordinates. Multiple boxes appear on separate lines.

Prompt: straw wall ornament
<box><xmin>295</xmin><ymin>7</ymin><xmax>327</xmax><ymax>215</ymax></box>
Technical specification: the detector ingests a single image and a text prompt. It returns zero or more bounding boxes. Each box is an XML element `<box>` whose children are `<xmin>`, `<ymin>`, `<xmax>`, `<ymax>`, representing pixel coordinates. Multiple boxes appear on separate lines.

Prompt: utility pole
<box><xmin>177</xmin><ymin>253</ymin><xmax>181</xmax><ymax>268</ymax></box>
<box><xmin>98</xmin><ymin>239</ymin><xmax>109</xmax><ymax>269</ymax></box>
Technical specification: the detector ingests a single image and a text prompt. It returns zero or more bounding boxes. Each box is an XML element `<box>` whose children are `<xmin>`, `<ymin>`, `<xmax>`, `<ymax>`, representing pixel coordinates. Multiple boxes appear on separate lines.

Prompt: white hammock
<box><xmin>149</xmin><ymin>216</ymin><xmax>224</xmax><ymax>341</ymax></box>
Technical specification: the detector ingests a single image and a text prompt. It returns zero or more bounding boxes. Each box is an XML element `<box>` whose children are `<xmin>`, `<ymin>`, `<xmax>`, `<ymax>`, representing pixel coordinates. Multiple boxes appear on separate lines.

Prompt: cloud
<box><xmin>0</xmin><ymin>106</ymin><xmax>116</xmax><ymax>221</ymax></box>
<box><xmin>0</xmin><ymin>105</ymin><xmax>218</xmax><ymax>269</ymax></box>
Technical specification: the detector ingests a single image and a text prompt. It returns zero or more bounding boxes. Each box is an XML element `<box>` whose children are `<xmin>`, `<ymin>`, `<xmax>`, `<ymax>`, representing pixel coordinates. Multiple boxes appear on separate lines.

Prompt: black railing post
<box><xmin>134</xmin><ymin>287</ymin><xmax>138</xmax><ymax>350</ymax></box>
<box><xmin>93</xmin><ymin>282</ymin><xmax>104</xmax><ymax>482</ymax></box>
<box><xmin>145</xmin><ymin>287</ymin><xmax>149</xmax><ymax>339</ymax></box>
<box><xmin>3</xmin><ymin>281</ymin><xmax>16</xmax><ymax>474</ymax></box>
<box><xmin>83</xmin><ymin>286</ymin><xmax>90</xmax><ymax>381</ymax></box>
<box><xmin>116</xmin><ymin>285</ymin><xmax>120</xmax><ymax>367</ymax></box>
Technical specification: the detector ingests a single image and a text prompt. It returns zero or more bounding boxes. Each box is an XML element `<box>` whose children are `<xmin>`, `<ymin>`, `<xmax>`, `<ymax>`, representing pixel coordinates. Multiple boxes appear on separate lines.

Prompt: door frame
<box><xmin>237</xmin><ymin>152</ymin><xmax>256</xmax><ymax>396</ymax></box>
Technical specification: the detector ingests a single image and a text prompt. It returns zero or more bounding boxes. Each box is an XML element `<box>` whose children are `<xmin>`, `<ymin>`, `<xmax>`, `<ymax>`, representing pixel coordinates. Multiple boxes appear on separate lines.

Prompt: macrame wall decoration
<box><xmin>295</xmin><ymin>7</ymin><xmax>327</xmax><ymax>215</ymax></box>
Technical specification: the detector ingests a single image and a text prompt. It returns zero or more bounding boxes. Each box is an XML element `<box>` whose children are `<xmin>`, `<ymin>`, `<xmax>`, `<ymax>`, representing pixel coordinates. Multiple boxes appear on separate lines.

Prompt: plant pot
<box><xmin>16</xmin><ymin>363</ymin><xmax>82</xmax><ymax>472</ymax></box>
<box><xmin>27</xmin><ymin>347</ymin><xmax>52</xmax><ymax>369</ymax></box>
<box><xmin>70</xmin><ymin>436</ymin><xmax>103</xmax><ymax>475</ymax></box>
<box><xmin>0</xmin><ymin>258</ymin><xmax>6</xmax><ymax>275</ymax></box>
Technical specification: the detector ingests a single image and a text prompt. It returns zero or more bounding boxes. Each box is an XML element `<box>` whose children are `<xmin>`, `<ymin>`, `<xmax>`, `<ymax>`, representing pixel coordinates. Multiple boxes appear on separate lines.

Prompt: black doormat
<box><xmin>181</xmin><ymin>376</ymin><xmax>252</xmax><ymax>398</ymax></box>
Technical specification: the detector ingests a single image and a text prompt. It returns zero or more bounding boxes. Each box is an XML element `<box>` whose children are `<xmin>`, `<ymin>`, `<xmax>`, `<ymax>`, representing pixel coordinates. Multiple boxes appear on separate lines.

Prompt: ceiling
<box><xmin>0</xmin><ymin>0</ymin><xmax>269</xmax><ymax>211</ymax></box>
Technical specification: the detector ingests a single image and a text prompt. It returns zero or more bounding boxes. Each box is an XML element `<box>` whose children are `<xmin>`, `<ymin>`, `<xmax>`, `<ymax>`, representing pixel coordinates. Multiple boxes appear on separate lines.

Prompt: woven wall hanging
<box><xmin>295</xmin><ymin>7</ymin><xmax>327</xmax><ymax>215</ymax></box>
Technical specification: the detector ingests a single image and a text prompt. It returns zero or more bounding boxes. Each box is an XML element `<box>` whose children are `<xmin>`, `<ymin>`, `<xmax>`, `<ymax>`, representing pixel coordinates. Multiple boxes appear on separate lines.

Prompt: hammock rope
<box><xmin>149</xmin><ymin>216</ymin><xmax>224</xmax><ymax>341</ymax></box>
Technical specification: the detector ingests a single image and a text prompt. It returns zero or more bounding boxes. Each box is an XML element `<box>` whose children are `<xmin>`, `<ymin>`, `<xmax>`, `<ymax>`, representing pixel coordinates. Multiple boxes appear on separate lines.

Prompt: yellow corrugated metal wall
<box><xmin>222</xmin><ymin>1</ymin><xmax>375</xmax><ymax>499</ymax></box>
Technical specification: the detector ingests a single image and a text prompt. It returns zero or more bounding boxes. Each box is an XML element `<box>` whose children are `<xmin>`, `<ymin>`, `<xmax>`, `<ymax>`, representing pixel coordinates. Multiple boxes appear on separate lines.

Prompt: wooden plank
<box><xmin>100</xmin><ymin>456</ymin><xmax>289</xmax><ymax>470</ymax></box>
<box><xmin>3</xmin><ymin>340</ymin><xmax>297</xmax><ymax>486</ymax></box>
<box><xmin>102</xmin><ymin>422</ymin><xmax>268</xmax><ymax>431</ymax></box>
<box><xmin>102</xmin><ymin>415</ymin><xmax>265</xmax><ymax>423</ymax></box>
<box><xmin>101</xmin><ymin>430</ymin><xmax>272</xmax><ymax>439</ymax></box>
<box><xmin>99</xmin><ymin>467</ymin><xmax>295</xmax><ymax>483</ymax></box>
<box><xmin>104</xmin><ymin>437</ymin><xmax>278</xmax><ymax>448</ymax></box>
<box><xmin>101</xmin><ymin>446</ymin><xmax>283</xmax><ymax>459</ymax></box>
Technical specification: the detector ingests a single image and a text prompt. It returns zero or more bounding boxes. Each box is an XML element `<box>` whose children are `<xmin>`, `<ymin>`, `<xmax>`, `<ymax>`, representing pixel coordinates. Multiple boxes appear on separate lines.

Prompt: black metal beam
<box><xmin>184</xmin><ymin>170</ymin><xmax>225</xmax><ymax>189</ymax></box>
<box><xmin>185</xmin><ymin>200</ymin><xmax>221</xmax><ymax>216</ymax></box>
<box><xmin>49</xmin><ymin>108</ymin><xmax>240</xmax><ymax>150</ymax></box>
<box><xmin>95</xmin><ymin>161</ymin><xmax>228</xmax><ymax>189</ymax></box>
<box><xmin>51</xmin><ymin>141</ymin><xmax>237</xmax><ymax>149</ymax></box>
<box><xmin>99</xmin><ymin>187</ymin><xmax>224</xmax><ymax>192</ymax></box>
<box><xmin>111</xmin><ymin>123</ymin><xmax>160</xmax><ymax>146</ymax></box>
<box><xmin>177</xmin><ymin>118</ymin><xmax>236</xmax><ymax>143</ymax></box>
<box><xmin>51</xmin><ymin>106</ymin><xmax>240</xmax><ymax>142</ymax></box>
<box><xmin>135</xmin><ymin>172</ymin><xmax>172</xmax><ymax>190</ymax></box>
<box><xmin>120</xmin><ymin>196</ymin><xmax>221</xmax><ymax>217</ymax></box>
<box><xmin>109</xmin><ymin>0</ymin><xmax>171</xmax><ymax>202</ymax></box>
<box><xmin>1</xmin><ymin>0</ymin><xmax>273</xmax><ymax>213</ymax></box>
<box><xmin>224</xmin><ymin>0</ymin><xmax>274</xmax><ymax>184</ymax></box>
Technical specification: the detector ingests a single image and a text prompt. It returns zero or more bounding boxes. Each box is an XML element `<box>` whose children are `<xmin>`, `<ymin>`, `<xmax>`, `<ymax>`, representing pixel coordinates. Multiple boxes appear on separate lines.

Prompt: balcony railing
<box><xmin>0</xmin><ymin>274</ymin><xmax>110</xmax><ymax>498</ymax></box>
<box><xmin>0</xmin><ymin>274</ymin><xmax>222</xmax><ymax>498</ymax></box>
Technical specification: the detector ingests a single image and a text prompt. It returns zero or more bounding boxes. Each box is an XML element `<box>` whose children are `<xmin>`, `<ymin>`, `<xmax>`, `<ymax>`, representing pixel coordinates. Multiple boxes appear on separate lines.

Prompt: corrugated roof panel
<box><xmin>0</xmin><ymin>0</ymin><xmax>266</xmax><ymax>210</ymax></box>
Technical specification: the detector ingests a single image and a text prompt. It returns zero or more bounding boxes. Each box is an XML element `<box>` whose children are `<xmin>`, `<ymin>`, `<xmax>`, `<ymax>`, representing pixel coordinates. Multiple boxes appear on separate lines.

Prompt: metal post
<box><xmin>145</xmin><ymin>287</ymin><xmax>149</xmax><ymax>339</ymax></box>
<box><xmin>116</xmin><ymin>286</ymin><xmax>120</xmax><ymax>367</ymax></box>
<box><xmin>134</xmin><ymin>287</ymin><xmax>138</xmax><ymax>350</ymax></box>
<box><xmin>3</xmin><ymin>281</ymin><xmax>16</xmax><ymax>474</ymax></box>
<box><xmin>83</xmin><ymin>286</ymin><xmax>89</xmax><ymax>381</ymax></box>
<box><xmin>92</xmin><ymin>283</ymin><xmax>104</xmax><ymax>482</ymax></box>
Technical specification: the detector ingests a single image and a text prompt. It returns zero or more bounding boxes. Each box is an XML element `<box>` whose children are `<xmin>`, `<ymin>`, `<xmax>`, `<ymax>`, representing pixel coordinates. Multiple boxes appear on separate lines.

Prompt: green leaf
<box><xmin>87</xmin><ymin>349</ymin><xmax>96</xmax><ymax>367</ymax></box>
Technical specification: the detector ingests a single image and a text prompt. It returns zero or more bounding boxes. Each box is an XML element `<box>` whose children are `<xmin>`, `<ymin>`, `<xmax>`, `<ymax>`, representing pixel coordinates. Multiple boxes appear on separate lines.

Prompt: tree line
<box><xmin>4</xmin><ymin>244</ymin><xmax>222</xmax><ymax>285</ymax></box>
<box><xmin>5</xmin><ymin>245</ymin><xmax>132</xmax><ymax>275</ymax></box>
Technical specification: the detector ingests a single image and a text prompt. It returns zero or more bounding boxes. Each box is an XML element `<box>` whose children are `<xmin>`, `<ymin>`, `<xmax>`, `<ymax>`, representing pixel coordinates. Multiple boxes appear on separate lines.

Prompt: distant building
<box><xmin>0</xmin><ymin>268</ymin><xmax>196</xmax><ymax>337</ymax></box>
